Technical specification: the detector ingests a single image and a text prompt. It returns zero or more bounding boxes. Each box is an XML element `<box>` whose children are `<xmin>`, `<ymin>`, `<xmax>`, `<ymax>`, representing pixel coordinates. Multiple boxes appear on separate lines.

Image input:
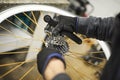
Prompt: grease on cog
<box><xmin>45</xmin><ymin>35</ymin><xmax>69</xmax><ymax>54</ymax></box>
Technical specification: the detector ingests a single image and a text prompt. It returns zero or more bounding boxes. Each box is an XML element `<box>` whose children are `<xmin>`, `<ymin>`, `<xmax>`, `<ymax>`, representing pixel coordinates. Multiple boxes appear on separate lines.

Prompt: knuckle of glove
<box><xmin>57</xmin><ymin>15</ymin><xmax>76</xmax><ymax>33</ymax></box>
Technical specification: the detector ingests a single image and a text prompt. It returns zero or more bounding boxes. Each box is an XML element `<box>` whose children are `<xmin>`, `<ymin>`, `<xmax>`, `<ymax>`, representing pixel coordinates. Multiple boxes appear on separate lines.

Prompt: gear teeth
<box><xmin>45</xmin><ymin>35</ymin><xmax>69</xmax><ymax>54</ymax></box>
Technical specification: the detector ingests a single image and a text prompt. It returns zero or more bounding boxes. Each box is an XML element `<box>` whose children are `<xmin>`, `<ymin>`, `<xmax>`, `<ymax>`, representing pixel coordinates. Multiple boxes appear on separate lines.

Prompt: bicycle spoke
<box><xmin>23</xmin><ymin>12</ymin><xmax>44</xmax><ymax>30</ymax></box>
<box><xmin>0</xmin><ymin>51</ymin><xmax>28</xmax><ymax>55</ymax></box>
<box><xmin>0</xmin><ymin>60</ymin><xmax>34</xmax><ymax>67</ymax></box>
<box><xmin>6</xmin><ymin>19</ymin><xmax>32</xmax><ymax>36</ymax></box>
<box><xmin>14</xmin><ymin>15</ymin><xmax>34</xmax><ymax>33</ymax></box>
<box><xmin>19</xmin><ymin>64</ymin><xmax>36</xmax><ymax>80</ymax></box>
<box><xmin>0</xmin><ymin>62</ymin><xmax>24</xmax><ymax>78</ymax></box>
<box><xmin>31</xmin><ymin>11</ymin><xmax>38</xmax><ymax>23</ymax></box>
<box><xmin>66</xmin><ymin>57</ymin><xmax>93</xmax><ymax>80</ymax></box>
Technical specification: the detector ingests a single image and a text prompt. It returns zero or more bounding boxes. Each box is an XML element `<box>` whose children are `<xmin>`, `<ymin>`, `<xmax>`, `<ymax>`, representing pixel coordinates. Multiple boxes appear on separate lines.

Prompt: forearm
<box><xmin>44</xmin><ymin>58</ymin><xmax>71</xmax><ymax>80</ymax></box>
<box><xmin>76</xmin><ymin>16</ymin><xmax>115</xmax><ymax>41</ymax></box>
<box><xmin>44</xmin><ymin>58</ymin><xmax>65</xmax><ymax>80</ymax></box>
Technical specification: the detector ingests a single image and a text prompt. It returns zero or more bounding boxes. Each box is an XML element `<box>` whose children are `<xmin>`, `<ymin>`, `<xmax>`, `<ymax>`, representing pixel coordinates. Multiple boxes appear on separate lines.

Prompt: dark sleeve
<box><xmin>76</xmin><ymin>16</ymin><xmax>115</xmax><ymax>41</ymax></box>
<box><xmin>52</xmin><ymin>73</ymin><xmax>71</xmax><ymax>80</ymax></box>
<box><xmin>100</xmin><ymin>13</ymin><xmax>120</xmax><ymax>80</ymax></box>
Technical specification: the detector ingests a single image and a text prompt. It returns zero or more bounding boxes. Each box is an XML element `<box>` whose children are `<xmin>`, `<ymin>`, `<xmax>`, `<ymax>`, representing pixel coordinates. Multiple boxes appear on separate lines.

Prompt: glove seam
<box><xmin>75</xmin><ymin>17</ymin><xmax>79</xmax><ymax>33</ymax></box>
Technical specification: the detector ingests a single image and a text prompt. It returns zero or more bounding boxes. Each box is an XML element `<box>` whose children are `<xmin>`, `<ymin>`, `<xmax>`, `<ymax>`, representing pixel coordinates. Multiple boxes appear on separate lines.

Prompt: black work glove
<box><xmin>52</xmin><ymin>15</ymin><xmax>88</xmax><ymax>35</ymax></box>
<box><xmin>52</xmin><ymin>15</ymin><xmax>78</xmax><ymax>35</ymax></box>
<box><xmin>37</xmin><ymin>47</ymin><xmax>66</xmax><ymax>75</ymax></box>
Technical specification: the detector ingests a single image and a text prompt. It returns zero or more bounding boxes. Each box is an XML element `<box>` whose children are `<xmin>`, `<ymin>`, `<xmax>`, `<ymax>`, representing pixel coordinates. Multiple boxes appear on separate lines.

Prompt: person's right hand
<box><xmin>52</xmin><ymin>15</ymin><xmax>77</xmax><ymax>36</ymax></box>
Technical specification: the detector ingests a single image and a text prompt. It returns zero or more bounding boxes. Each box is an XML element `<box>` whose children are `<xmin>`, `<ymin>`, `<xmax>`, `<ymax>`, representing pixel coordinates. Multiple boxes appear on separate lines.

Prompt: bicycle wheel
<box><xmin>0</xmin><ymin>4</ymin><xmax>110</xmax><ymax>80</ymax></box>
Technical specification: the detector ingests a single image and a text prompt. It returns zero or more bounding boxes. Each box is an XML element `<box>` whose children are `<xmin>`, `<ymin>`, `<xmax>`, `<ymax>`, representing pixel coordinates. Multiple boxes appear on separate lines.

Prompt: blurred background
<box><xmin>0</xmin><ymin>0</ymin><xmax>120</xmax><ymax>17</ymax></box>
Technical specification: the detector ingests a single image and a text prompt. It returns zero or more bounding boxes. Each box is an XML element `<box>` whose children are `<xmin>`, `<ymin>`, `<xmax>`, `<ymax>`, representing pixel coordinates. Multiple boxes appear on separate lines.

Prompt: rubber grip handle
<box><xmin>44</xmin><ymin>15</ymin><xmax>58</xmax><ymax>27</ymax></box>
<box><xmin>62</xmin><ymin>31</ymin><xmax>82</xmax><ymax>44</ymax></box>
<box><xmin>44</xmin><ymin>15</ymin><xmax>82</xmax><ymax>44</ymax></box>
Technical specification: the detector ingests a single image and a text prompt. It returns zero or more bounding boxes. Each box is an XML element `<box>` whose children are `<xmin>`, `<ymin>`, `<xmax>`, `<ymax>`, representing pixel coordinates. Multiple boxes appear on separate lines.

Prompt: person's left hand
<box><xmin>37</xmin><ymin>47</ymin><xmax>66</xmax><ymax>75</ymax></box>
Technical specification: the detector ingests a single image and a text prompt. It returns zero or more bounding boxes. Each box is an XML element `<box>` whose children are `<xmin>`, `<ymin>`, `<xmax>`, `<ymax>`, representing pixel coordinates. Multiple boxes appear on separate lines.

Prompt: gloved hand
<box><xmin>37</xmin><ymin>47</ymin><xmax>66</xmax><ymax>75</ymax></box>
<box><xmin>52</xmin><ymin>15</ymin><xmax>77</xmax><ymax>35</ymax></box>
<box><xmin>52</xmin><ymin>15</ymin><xmax>88</xmax><ymax>37</ymax></box>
